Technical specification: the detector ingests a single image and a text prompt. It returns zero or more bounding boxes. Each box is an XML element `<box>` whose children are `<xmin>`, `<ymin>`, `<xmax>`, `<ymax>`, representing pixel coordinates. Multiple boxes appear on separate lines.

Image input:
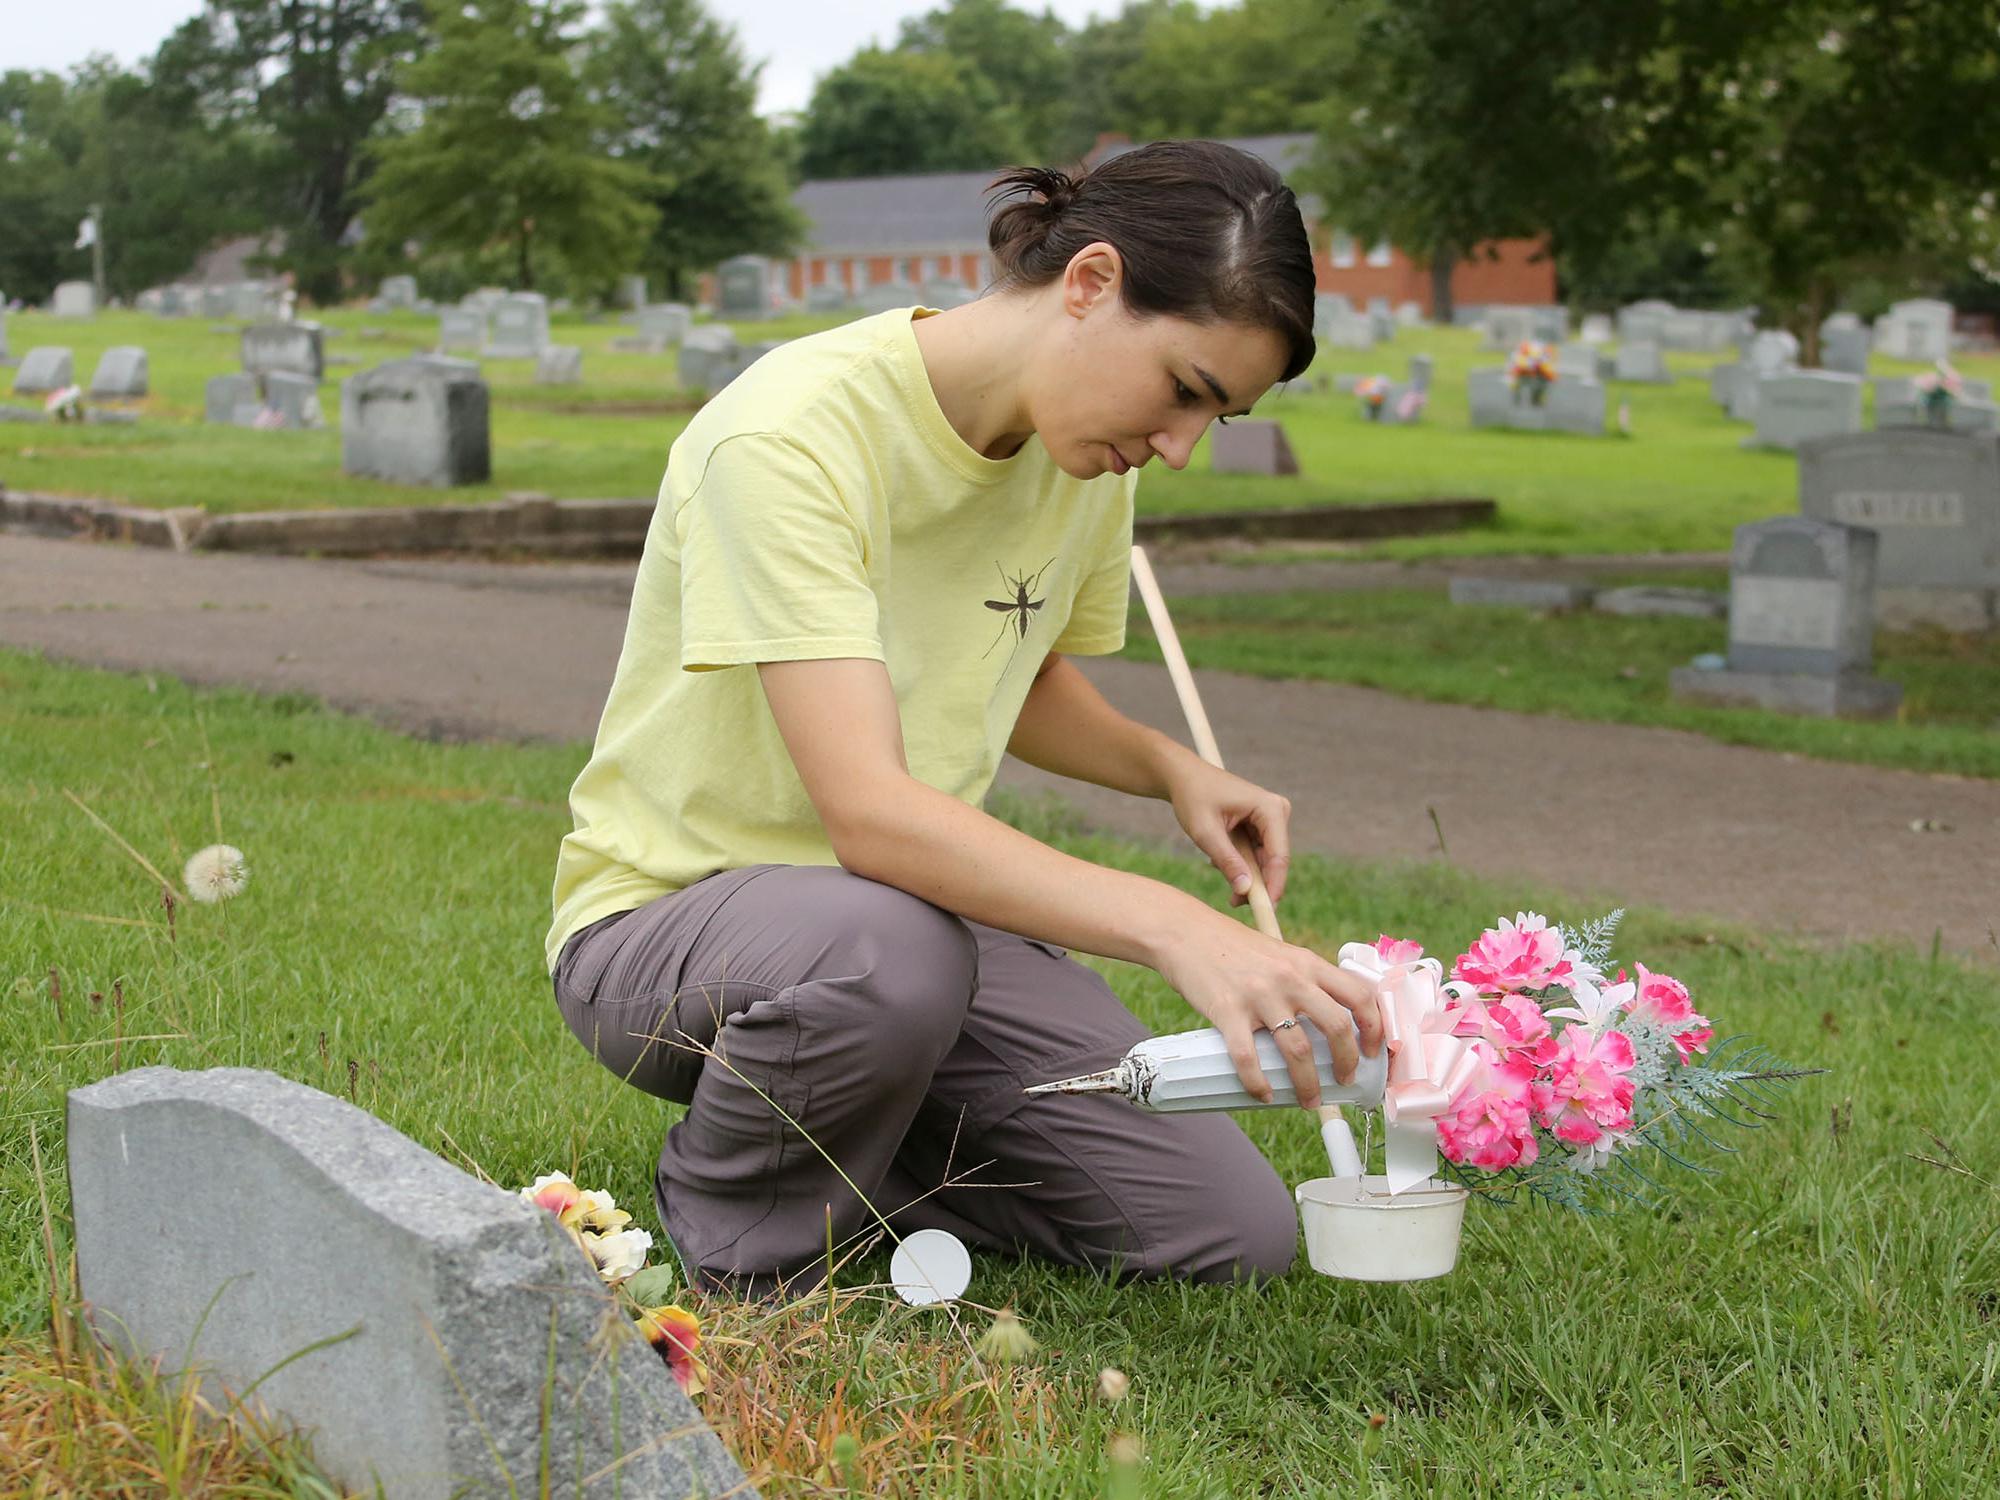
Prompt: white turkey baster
<box><xmin>1024</xmin><ymin>1021</ymin><xmax>1388</xmax><ymax>1114</ymax></box>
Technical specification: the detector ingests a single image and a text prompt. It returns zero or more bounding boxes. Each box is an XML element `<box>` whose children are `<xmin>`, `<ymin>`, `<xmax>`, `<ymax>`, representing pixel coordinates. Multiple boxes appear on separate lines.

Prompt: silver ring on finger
<box><xmin>1271</xmin><ymin>1016</ymin><xmax>1302</xmax><ymax>1031</ymax></box>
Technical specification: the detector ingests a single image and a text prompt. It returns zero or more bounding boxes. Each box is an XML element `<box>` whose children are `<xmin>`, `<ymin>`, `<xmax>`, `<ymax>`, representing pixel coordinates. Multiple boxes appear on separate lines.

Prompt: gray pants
<box><xmin>551</xmin><ymin>864</ymin><xmax>1296</xmax><ymax>1294</ymax></box>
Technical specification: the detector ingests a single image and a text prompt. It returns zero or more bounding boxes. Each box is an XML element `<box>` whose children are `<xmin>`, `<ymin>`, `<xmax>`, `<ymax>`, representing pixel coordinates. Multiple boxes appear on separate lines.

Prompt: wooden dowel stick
<box><xmin>1128</xmin><ymin>544</ymin><xmax>1280</xmax><ymax>942</ymax></box>
<box><xmin>1129</xmin><ymin>544</ymin><xmax>1359</xmax><ymax>1149</ymax></box>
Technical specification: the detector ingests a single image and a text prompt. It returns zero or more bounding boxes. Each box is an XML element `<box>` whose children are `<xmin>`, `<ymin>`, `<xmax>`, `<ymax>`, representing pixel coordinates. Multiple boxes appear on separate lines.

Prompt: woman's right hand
<box><xmin>1153</xmin><ymin>909</ymin><xmax>1384</xmax><ymax>1108</ymax></box>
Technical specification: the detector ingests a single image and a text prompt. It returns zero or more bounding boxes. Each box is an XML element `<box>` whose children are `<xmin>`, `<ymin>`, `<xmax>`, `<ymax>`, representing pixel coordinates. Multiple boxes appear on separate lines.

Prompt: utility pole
<box><xmin>89</xmin><ymin>202</ymin><xmax>107</xmax><ymax>307</ymax></box>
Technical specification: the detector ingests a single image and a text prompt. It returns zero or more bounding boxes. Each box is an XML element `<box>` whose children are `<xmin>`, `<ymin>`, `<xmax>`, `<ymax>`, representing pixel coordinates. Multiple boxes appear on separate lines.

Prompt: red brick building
<box><xmin>752</xmin><ymin>133</ymin><xmax>1554</xmax><ymax>315</ymax></box>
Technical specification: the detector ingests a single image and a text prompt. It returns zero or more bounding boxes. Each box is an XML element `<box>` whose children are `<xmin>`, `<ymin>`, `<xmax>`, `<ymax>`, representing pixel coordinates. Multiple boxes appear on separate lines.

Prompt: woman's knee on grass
<box><xmin>816</xmin><ymin>877</ymin><xmax>980</xmax><ymax>1068</ymax></box>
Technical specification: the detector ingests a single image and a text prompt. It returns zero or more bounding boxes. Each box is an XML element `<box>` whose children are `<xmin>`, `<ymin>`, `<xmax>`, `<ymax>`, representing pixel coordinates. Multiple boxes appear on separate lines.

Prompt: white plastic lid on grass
<box><xmin>890</xmin><ymin>1229</ymin><xmax>971</xmax><ymax>1305</ymax></box>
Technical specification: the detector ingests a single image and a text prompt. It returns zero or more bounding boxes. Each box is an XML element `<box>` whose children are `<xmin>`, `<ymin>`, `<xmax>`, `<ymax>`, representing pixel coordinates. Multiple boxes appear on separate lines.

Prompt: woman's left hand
<box><xmin>1163</xmin><ymin>756</ymin><xmax>1292</xmax><ymax>909</ymax></box>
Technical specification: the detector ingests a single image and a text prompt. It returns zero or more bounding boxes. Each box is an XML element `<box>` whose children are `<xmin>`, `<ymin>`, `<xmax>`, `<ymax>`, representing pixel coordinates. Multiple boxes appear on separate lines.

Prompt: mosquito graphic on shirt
<box><xmin>982</xmin><ymin>557</ymin><xmax>1057</xmax><ymax>669</ymax></box>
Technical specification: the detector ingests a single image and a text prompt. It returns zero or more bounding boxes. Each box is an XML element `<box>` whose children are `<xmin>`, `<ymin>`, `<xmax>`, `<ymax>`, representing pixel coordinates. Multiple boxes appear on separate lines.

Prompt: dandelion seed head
<box><xmin>183</xmin><ymin>844</ymin><xmax>249</xmax><ymax>903</ymax></box>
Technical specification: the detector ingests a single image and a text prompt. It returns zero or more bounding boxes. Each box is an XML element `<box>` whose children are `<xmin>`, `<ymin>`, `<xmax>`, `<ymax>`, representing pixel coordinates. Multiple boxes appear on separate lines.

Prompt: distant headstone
<box><xmin>199</xmin><ymin>285</ymin><xmax>231</xmax><ymax>319</ymax></box>
<box><xmin>484</xmin><ymin>293</ymin><xmax>549</xmax><ymax>358</ymax></box>
<box><xmin>68</xmin><ymin>1066</ymin><xmax>746</xmax><ymax>1500</ymax></box>
<box><xmin>205</xmin><ymin>372</ymin><xmax>260</xmax><ymax>425</ymax></box>
<box><xmin>0</xmin><ymin>306</ymin><xmax>9</xmax><ymax>364</ymax></box>
<box><xmin>229</xmin><ymin>281</ymin><xmax>278</xmax><ymax>320</ymax></box>
<box><xmin>1613</xmin><ymin>340</ymin><xmax>1670</xmax><ymax>383</ymax></box>
<box><xmin>53</xmin><ymin>281</ymin><xmax>96</xmax><ymax>318</ymax></box>
<box><xmin>1617</xmin><ymin>300</ymin><xmax>1672</xmax><ymax>345</ymax></box>
<box><xmin>638</xmin><ymin>304</ymin><xmax>693</xmax><ymax>346</ymax></box>
<box><xmin>379</xmin><ymin>274</ymin><xmax>418</xmax><ymax>310</ymax></box>
<box><xmin>704</xmin><ymin>338</ymin><xmax>785</xmax><ymax>395</ymax></box>
<box><xmin>242</xmin><ymin>322</ymin><xmax>325</xmax><ymax>382</ymax></box>
<box><xmin>677</xmin><ymin>324</ymin><xmax>739</xmax><ymax>392</ymax></box>
<box><xmin>1483</xmin><ymin>306</ymin><xmax>1533</xmax><ymax>350</ymax></box>
<box><xmin>806</xmin><ymin>283</ymin><xmax>850</xmax><ymax>313</ymax></box>
<box><xmin>1871</xmin><ymin>374</ymin><xmax>1999</xmax><ymax>435</ymax></box>
<box><xmin>1746</xmin><ymin>370</ymin><xmax>1862</xmax><ymax>450</ymax></box>
<box><xmin>1554</xmin><ymin>343</ymin><xmax>1607</xmax><ymax>381</ymax></box>
<box><xmin>1873</xmin><ymin>298</ymin><xmax>1953</xmax><ymax>362</ymax></box>
<box><xmin>463</xmin><ymin>286</ymin><xmax>508</xmax><ymax>312</ymax></box>
<box><xmin>1746</xmin><ymin>330</ymin><xmax>1800</xmax><ymax>376</ymax></box>
<box><xmin>856</xmin><ymin>280</ymin><xmax>917</xmax><ymax>316</ymax></box>
<box><xmin>1671</xmin><ymin>517</ymin><xmax>1899</xmax><ymax>717</ymax></box>
<box><xmin>1710</xmin><ymin>360</ymin><xmax>1749</xmax><ymax>413</ymax></box>
<box><xmin>13</xmin><ymin>347</ymin><xmax>74</xmax><ymax>395</ymax></box>
<box><xmin>1450</xmin><ymin>578</ymin><xmax>1595</xmax><ymax>610</ymax></box>
<box><xmin>1209</xmin><ymin>418</ymin><xmax>1299</xmax><ymax>475</ymax></box>
<box><xmin>1798</xmin><ymin>428</ymin><xmax>2000</xmax><ymax>628</ymax></box>
<box><xmin>438</xmin><ymin>307</ymin><xmax>485</xmax><ymax>354</ymax></box>
<box><xmin>619</xmin><ymin>273</ymin><xmax>647</xmax><ymax>310</ymax></box>
<box><xmin>1312</xmin><ymin>293</ymin><xmax>1353</xmax><ymax>336</ymax></box>
<box><xmin>1593</xmin><ymin>585</ymin><xmax>1726</xmax><ymax>619</ymax></box>
<box><xmin>1526</xmin><ymin>305</ymin><xmax>1567</xmax><ymax>343</ymax></box>
<box><xmin>341</xmin><ymin>357</ymin><xmax>491</xmax><ymax>486</ymax></box>
<box><xmin>1394</xmin><ymin>300</ymin><xmax>1425</xmax><ymax>326</ymax></box>
<box><xmin>87</xmin><ymin>347</ymin><xmax>148</xmax><ymax>399</ymax></box>
<box><xmin>536</xmin><ymin>345</ymin><xmax>582</xmax><ymax>385</ymax></box>
<box><xmin>1468</xmin><ymin>370</ymin><xmax>1606</xmax><ymax>435</ymax></box>
<box><xmin>717</xmin><ymin>255</ymin><xmax>772</xmax><ymax>320</ymax></box>
<box><xmin>1819</xmin><ymin>314</ymin><xmax>1870</xmax><ymax>376</ymax></box>
<box><xmin>263</xmin><ymin>371</ymin><xmax>324</xmax><ymax>429</ymax></box>
<box><xmin>1580</xmin><ymin>313</ymin><xmax>1615</xmax><ymax>345</ymax></box>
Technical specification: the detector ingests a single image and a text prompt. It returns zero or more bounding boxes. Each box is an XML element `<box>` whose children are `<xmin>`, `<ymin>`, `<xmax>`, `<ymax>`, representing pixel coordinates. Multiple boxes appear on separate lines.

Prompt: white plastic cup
<box><xmin>889</xmin><ymin>1228</ymin><xmax>972</xmax><ymax>1305</ymax></box>
<box><xmin>1294</xmin><ymin>1174</ymin><xmax>1469</xmax><ymax>1281</ymax></box>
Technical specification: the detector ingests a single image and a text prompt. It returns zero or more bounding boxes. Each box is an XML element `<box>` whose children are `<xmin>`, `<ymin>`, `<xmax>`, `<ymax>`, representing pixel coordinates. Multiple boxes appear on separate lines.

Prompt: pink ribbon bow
<box><xmin>1376</xmin><ymin>963</ymin><xmax>1483</xmax><ymax>1194</ymax></box>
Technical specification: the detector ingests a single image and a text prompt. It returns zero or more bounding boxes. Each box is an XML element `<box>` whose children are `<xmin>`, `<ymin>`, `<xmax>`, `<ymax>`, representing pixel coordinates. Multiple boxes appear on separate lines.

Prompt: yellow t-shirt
<box><xmin>546</xmin><ymin>307</ymin><xmax>1137</xmax><ymax>972</ymax></box>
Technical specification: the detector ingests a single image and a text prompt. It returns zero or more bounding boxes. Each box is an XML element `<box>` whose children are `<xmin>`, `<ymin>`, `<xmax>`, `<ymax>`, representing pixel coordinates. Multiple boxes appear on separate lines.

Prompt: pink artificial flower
<box><xmin>1625</xmin><ymin>963</ymin><xmax>1714</xmax><ymax>1062</ymax></box>
<box><xmin>1533</xmin><ymin>1027</ymin><xmax>1638</xmax><ymax>1149</ymax></box>
<box><xmin>1453</xmin><ymin>913</ymin><xmax>1575</xmax><ymax>995</ymax></box>
<box><xmin>1374</xmin><ymin>934</ymin><xmax>1426</xmax><ymax>965</ymax></box>
<box><xmin>1436</xmin><ymin>1053</ymin><xmax>1540</xmax><ymax>1171</ymax></box>
<box><xmin>1451</xmin><ymin>993</ymin><xmax>1554</xmax><ymax>1062</ymax></box>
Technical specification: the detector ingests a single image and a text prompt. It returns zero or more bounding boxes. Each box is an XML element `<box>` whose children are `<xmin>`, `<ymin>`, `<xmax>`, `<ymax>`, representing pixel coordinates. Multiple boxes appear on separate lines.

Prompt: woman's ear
<box><xmin>1061</xmin><ymin>241</ymin><xmax>1123</xmax><ymax>320</ymax></box>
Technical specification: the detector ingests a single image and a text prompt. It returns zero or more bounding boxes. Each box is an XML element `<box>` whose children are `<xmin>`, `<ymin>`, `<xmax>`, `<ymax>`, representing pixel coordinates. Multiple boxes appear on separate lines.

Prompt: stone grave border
<box><xmin>0</xmin><ymin>486</ymin><xmax>1497</xmax><ymax>558</ymax></box>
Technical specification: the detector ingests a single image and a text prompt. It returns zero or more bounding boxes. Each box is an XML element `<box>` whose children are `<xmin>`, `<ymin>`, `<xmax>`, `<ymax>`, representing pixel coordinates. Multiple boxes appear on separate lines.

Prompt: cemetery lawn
<box><xmin>7</xmin><ymin>307</ymin><xmax>1997</xmax><ymax>558</ymax></box>
<box><xmin>1126</xmin><ymin>583</ymin><xmax>2000</xmax><ymax>780</ymax></box>
<box><xmin>4</xmin><ymin>650</ymin><xmax>1997</xmax><ymax>1495</ymax></box>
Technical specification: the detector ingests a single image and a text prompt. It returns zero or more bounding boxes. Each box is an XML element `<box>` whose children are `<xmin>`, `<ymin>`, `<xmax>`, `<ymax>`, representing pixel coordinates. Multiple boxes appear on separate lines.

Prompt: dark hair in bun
<box><xmin>985</xmin><ymin>140</ymin><xmax>1317</xmax><ymax>382</ymax></box>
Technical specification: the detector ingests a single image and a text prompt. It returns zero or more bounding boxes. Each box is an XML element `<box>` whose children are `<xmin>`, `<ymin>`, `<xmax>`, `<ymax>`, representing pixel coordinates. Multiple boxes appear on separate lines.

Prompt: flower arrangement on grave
<box><xmin>520</xmin><ymin>1171</ymin><xmax>706</xmax><ymax>1393</ymax></box>
<box><xmin>43</xmin><ymin>384</ymin><xmax>85</xmax><ymax>423</ymax></box>
<box><xmin>1337</xmin><ymin>911</ymin><xmax>1815</xmax><ymax>1209</ymax></box>
<box><xmin>1913</xmin><ymin>360</ymin><xmax>1964</xmax><ymax>428</ymax></box>
<box><xmin>1355</xmin><ymin>374</ymin><xmax>1391</xmax><ymax>420</ymax></box>
<box><xmin>1505</xmin><ymin>341</ymin><xmax>1557</xmax><ymax>407</ymax></box>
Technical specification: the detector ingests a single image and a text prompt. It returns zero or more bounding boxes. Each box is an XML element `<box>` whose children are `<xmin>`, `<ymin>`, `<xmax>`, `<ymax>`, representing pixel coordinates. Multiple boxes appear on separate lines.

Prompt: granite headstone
<box><xmin>341</xmin><ymin>357</ymin><xmax>491</xmax><ymax>486</ymax></box>
<box><xmin>87</xmin><ymin>346</ymin><xmax>148</xmax><ymax>398</ymax></box>
<box><xmin>67</xmin><ymin>1067</ymin><xmax>748</xmax><ymax>1500</ymax></box>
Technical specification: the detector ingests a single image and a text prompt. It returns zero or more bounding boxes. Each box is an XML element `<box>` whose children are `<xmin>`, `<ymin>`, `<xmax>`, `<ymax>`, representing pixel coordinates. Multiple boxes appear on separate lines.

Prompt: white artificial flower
<box><xmin>1545</xmin><ymin>974</ymin><xmax>1635</xmax><ymax>1034</ymax></box>
<box><xmin>572</xmin><ymin>1187</ymin><xmax>633</xmax><ymax>1236</ymax></box>
<box><xmin>585</xmin><ymin>1226</ymin><xmax>653</xmax><ymax>1284</ymax></box>
<box><xmin>183</xmin><ymin>844</ymin><xmax>249</xmax><ymax>903</ymax></box>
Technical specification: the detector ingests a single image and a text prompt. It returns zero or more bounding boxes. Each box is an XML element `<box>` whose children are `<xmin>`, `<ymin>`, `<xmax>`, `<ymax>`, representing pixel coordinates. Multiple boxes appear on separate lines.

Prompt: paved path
<box><xmin>3</xmin><ymin>533</ymin><xmax>1993</xmax><ymax>959</ymax></box>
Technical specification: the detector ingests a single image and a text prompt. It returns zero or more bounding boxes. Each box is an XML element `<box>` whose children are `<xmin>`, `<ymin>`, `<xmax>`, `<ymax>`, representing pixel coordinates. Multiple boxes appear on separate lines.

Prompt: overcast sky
<box><xmin>12</xmin><ymin>0</ymin><xmax>1132</xmax><ymax>117</ymax></box>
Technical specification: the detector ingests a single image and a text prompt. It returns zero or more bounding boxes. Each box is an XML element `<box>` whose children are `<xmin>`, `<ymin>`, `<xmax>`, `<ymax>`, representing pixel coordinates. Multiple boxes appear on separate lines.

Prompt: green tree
<box><xmin>796</xmin><ymin>47</ymin><xmax>1027</xmax><ymax>179</ymax></box>
<box><xmin>175</xmin><ymin>0</ymin><xmax>428</xmax><ymax>303</ymax></box>
<box><xmin>361</xmin><ymin>0</ymin><xmax>657</xmax><ymax>290</ymax></box>
<box><xmin>1299</xmin><ymin>1</ymin><xmax>1636</xmax><ymax>321</ymax></box>
<box><xmin>895</xmin><ymin>0</ymin><xmax>1072</xmax><ymax>159</ymax></box>
<box><xmin>0</xmin><ymin>56</ymin><xmax>259</xmax><ymax>303</ymax></box>
<box><xmin>584</xmin><ymin>0</ymin><xmax>804</xmax><ymax>302</ymax></box>
<box><xmin>1618</xmin><ymin>1</ymin><xmax>2000</xmax><ymax>362</ymax></box>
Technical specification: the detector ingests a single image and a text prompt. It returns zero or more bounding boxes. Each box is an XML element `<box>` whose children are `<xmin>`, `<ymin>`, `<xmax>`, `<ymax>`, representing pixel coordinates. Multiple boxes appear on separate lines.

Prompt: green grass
<box><xmin>4</xmin><ymin>648</ymin><xmax>1998</xmax><ymax>1495</ymax></box>
<box><xmin>8</xmin><ymin>307</ymin><xmax>1995</xmax><ymax>557</ymax></box>
<box><xmin>1125</xmin><ymin>584</ymin><xmax>2000</xmax><ymax>780</ymax></box>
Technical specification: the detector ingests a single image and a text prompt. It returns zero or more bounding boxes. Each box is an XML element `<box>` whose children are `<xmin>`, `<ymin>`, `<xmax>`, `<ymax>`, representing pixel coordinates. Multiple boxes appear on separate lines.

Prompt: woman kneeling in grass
<box><xmin>547</xmin><ymin>139</ymin><xmax>1382</xmax><ymax>1295</ymax></box>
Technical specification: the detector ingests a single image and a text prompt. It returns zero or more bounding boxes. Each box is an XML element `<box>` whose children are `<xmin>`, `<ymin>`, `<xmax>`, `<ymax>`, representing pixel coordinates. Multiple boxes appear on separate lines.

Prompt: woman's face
<box><xmin>1029</xmin><ymin>243</ymin><xmax>1292</xmax><ymax>481</ymax></box>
